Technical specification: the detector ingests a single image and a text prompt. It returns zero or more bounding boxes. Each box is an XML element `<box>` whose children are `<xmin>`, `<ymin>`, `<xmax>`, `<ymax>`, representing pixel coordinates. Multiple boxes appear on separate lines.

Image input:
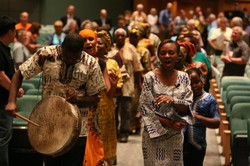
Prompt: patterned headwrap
<box><xmin>79</xmin><ymin>29</ymin><xmax>97</xmax><ymax>41</ymax></box>
<box><xmin>96</xmin><ymin>30</ymin><xmax>112</xmax><ymax>51</ymax></box>
<box><xmin>129</xmin><ymin>23</ymin><xmax>145</xmax><ymax>38</ymax></box>
<box><xmin>178</xmin><ymin>41</ymin><xmax>196</xmax><ymax>57</ymax></box>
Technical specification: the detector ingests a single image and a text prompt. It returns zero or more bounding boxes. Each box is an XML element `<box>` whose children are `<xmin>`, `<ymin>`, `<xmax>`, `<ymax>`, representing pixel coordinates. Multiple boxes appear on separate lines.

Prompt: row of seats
<box><xmin>210</xmin><ymin>70</ymin><xmax>250</xmax><ymax>166</ymax></box>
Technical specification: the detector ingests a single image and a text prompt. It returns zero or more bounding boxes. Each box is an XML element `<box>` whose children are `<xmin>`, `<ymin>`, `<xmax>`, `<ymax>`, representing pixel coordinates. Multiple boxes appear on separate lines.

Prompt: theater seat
<box><xmin>230</xmin><ymin>103</ymin><xmax>250</xmax><ymax>166</ymax></box>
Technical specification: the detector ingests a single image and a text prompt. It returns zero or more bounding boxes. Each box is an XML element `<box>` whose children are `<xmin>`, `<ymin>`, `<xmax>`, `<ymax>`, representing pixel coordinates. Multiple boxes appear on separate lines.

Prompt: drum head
<box><xmin>28</xmin><ymin>96</ymin><xmax>81</xmax><ymax>156</ymax></box>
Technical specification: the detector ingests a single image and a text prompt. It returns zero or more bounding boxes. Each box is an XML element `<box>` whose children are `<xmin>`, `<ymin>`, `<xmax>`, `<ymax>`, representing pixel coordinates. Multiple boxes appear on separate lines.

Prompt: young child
<box><xmin>183</xmin><ymin>68</ymin><xmax>220</xmax><ymax>166</ymax></box>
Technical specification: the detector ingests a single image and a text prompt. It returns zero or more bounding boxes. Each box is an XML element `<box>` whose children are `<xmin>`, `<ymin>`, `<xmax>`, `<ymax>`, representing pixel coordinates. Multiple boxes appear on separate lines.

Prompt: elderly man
<box><xmin>109</xmin><ymin>28</ymin><xmax>143</xmax><ymax>143</ymax></box>
<box><xmin>60</xmin><ymin>5</ymin><xmax>81</xmax><ymax>33</ymax></box>
<box><xmin>220</xmin><ymin>26</ymin><xmax>250</xmax><ymax>77</ymax></box>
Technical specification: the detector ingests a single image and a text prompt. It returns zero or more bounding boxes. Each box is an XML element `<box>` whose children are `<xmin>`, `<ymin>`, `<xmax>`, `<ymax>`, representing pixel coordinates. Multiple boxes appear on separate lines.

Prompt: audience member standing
<box><xmin>95</xmin><ymin>9</ymin><xmax>113</xmax><ymax>31</ymax></box>
<box><xmin>187</xmin><ymin>19</ymin><xmax>204</xmax><ymax>48</ymax></box>
<box><xmin>147</xmin><ymin>8</ymin><xmax>159</xmax><ymax>35</ymax></box>
<box><xmin>159</xmin><ymin>2</ymin><xmax>173</xmax><ymax>40</ymax></box>
<box><xmin>15</xmin><ymin>11</ymin><xmax>32</xmax><ymax>31</ymax></box>
<box><xmin>220</xmin><ymin>26</ymin><xmax>250</xmax><ymax>77</ymax></box>
<box><xmin>60</xmin><ymin>5</ymin><xmax>81</xmax><ymax>33</ymax></box>
<box><xmin>173</xmin><ymin>9</ymin><xmax>188</xmax><ymax>35</ymax></box>
<box><xmin>13</xmin><ymin>29</ymin><xmax>31</xmax><ymax>69</ymax></box>
<box><xmin>124</xmin><ymin>10</ymin><xmax>132</xmax><ymax>27</ymax></box>
<box><xmin>230</xmin><ymin>16</ymin><xmax>250</xmax><ymax>46</ymax></box>
<box><xmin>208</xmin><ymin>17</ymin><xmax>232</xmax><ymax>56</ymax></box>
<box><xmin>0</xmin><ymin>16</ymin><xmax>24</xmax><ymax>166</ymax></box>
<box><xmin>46</xmin><ymin>20</ymin><xmax>66</xmax><ymax>46</ymax></box>
<box><xmin>131</xmin><ymin>3</ymin><xmax>147</xmax><ymax>24</ymax></box>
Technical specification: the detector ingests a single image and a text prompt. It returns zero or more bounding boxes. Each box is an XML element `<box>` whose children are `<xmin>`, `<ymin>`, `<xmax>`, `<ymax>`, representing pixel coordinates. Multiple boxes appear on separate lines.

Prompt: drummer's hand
<box><xmin>66</xmin><ymin>89</ymin><xmax>77</xmax><ymax>104</ymax></box>
<box><xmin>17</xmin><ymin>88</ymin><xmax>24</xmax><ymax>98</ymax></box>
<box><xmin>5</xmin><ymin>102</ymin><xmax>17</xmax><ymax>117</ymax></box>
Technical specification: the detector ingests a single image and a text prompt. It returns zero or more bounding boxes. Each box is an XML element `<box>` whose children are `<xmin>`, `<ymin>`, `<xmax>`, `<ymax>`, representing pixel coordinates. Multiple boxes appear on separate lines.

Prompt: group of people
<box><xmin>0</xmin><ymin>2</ymin><xmax>250</xmax><ymax>166</ymax></box>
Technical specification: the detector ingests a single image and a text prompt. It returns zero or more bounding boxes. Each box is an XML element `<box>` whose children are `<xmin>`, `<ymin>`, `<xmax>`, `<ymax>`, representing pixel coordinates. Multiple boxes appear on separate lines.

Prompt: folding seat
<box><xmin>23</xmin><ymin>77</ymin><xmax>42</xmax><ymax>89</ymax></box>
<box><xmin>21</xmin><ymin>82</ymin><xmax>36</xmax><ymax>93</ymax></box>
<box><xmin>225</xmin><ymin>91</ymin><xmax>250</xmax><ymax>119</ymax></box>
<box><xmin>220</xmin><ymin>76</ymin><xmax>250</xmax><ymax>104</ymax></box>
<box><xmin>25</xmin><ymin>88</ymin><xmax>42</xmax><ymax>95</ymax></box>
<box><xmin>224</xmin><ymin>103</ymin><xmax>250</xmax><ymax>166</ymax></box>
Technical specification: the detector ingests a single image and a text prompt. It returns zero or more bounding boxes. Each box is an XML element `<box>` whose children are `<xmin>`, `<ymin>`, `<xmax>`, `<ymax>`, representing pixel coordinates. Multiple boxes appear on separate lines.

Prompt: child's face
<box><xmin>190</xmin><ymin>72</ymin><xmax>203</xmax><ymax>97</ymax></box>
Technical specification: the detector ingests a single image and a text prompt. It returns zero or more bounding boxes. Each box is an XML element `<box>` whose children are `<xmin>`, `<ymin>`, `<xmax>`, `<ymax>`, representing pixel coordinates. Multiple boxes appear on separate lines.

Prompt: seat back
<box><xmin>230</xmin><ymin>103</ymin><xmax>250</xmax><ymax>166</ymax></box>
<box><xmin>13</xmin><ymin>95</ymin><xmax>42</xmax><ymax>127</ymax></box>
<box><xmin>230</xmin><ymin>103</ymin><xmax>250</xmax><ymax>134</ymax></box>
<box><xmin>21</xmin><ymin>82</ymin><xmax>36</xmax><ymax>93</ymax></box>
<box><xmin>220</xmin><ymin>76</ymin><xmax>250</xmax><ymax>104</ymax></box>
<box><xmin>25</xmin><ymin>88</ymin><xmax>42</xmax><ymax>95</ymax></box>
<box><xmin>225</xmin><ymin>92</ymin><xmax>250</xmax><ymax>119</ymax></box>
<box><xmin>227</xmin><ymin>85</ymin><xmax>250</xmax><ymax>93</ymax></box>
<box><xmin>23</xmin><ymin>77</ymin><xmax>42</xmax><ymax>89</ymax></box>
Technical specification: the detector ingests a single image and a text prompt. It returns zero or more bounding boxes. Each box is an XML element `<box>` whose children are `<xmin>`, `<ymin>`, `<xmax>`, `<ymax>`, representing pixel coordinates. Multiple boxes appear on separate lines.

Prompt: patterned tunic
<box><xmin>140</xmin><ymin>70</ymin><xmax>193</xmax><ymax>166</ymax></box>
<box><xmin>19</xmin><ymin>45</ymin><xmax>106</xmax><ymax>137</ymax></box>
<box><xmin>184</xmin><ymin>92</ymin><xmax>220</xmax><ymax>150</ymax></box>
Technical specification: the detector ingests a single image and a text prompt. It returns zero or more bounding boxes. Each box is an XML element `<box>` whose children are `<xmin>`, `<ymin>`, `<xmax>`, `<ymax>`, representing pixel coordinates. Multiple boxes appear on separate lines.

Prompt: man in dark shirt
<box><xmin>220</xmin><ymin>26</ymin><xmax>250</xmax><ymax>77</ymax></box>
<box><xmin>0</xmin><ymin>16</ymin><xmax>24</xmax><ymax>166</ymax></box>
<box><xmin>94</xmin><ymin>9</ymin><xmax>113</xmax><ymax>31</ymax></box>
<box><xmin>60</xmin><ymin>5</ymin><xmax>81</xmax><ymax>33</ymax></box>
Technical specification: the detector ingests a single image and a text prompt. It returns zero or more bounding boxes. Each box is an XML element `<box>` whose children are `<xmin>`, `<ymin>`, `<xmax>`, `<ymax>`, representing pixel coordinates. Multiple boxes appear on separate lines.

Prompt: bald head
<box><xmin>100</xmin><ymin>9</ymin><xmax>107</xmax><ymax>18</ymax></box>
<box><xmin>67</xmin><ymin>5</ymin><xmax>75</xmax><ymax>15</ymax></box>
<box><xmin>20</xmin><ymin>11</ymin><xmax>29</xmax><ymax>23</ymax></box>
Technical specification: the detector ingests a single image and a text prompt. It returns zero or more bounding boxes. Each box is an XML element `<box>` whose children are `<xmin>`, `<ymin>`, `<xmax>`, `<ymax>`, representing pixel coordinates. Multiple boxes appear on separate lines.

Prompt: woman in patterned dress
<box><xmin>140</xmin><ymin>39</ymin><xmax>193</xmax><ymax>166</ymax></box>
<box><xmin>96</xmin><ymin>30</ymin><xmax>123</xmax><ymax>165</ymax></box>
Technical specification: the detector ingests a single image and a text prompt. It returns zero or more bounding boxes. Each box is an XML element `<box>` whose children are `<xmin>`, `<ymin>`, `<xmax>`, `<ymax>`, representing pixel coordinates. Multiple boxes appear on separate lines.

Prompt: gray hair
<box><xmin>231</xmin><ymin>17</ymin><xmax>243</xmax><ymax>27</ymax></box>
<box><xmin>114</xmin><ymin>28</ymin><xmax>127</xmax><ymax>36</ymax></box>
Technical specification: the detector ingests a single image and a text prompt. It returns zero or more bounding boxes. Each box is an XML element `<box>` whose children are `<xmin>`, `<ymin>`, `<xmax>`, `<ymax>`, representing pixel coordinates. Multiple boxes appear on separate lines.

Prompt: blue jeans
<box><xmin>116</xmin><ymin>96</ymin><xmax>132</xmax><ymax>138</ymax></box>
<box><xmin>0</xmin><ymin>105</ymin><xmax>13</xmax><ymax>166</ymax></box>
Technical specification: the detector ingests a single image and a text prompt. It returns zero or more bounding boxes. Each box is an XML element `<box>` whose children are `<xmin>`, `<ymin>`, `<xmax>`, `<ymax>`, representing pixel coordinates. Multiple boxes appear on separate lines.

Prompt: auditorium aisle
<box><xmin>116</xmin><ymin>128</ymin><xmax>224</xmax><ymax>166</ymax></box>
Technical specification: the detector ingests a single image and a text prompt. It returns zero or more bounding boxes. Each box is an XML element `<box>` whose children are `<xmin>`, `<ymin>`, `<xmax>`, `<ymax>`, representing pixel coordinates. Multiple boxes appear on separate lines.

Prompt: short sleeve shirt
<box><xmin>19</xmin><ymin>45</ymin><xmax>106</xmax><ymax>136</ymax></box>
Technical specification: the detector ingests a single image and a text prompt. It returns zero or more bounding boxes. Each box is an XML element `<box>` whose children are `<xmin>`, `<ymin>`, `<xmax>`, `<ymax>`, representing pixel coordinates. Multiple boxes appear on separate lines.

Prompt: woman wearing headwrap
<box><xmin>79</xmin><ymin>29</ymin><xmax>107</xmax><ymax>166</ymax></box>
<box><xmin>179</xmin><ymin>34</ymin><xmax>211</xmax><ymax>92</ymax></box>
<box><xmin>177</xmin><ymin>41</ymin><xmax>208</xmax><ymax>77</ymax></box>
<box><xmin>95</xmin><ymin>30</ymin><xmax>123</xmax><ymax>165</ymax></box>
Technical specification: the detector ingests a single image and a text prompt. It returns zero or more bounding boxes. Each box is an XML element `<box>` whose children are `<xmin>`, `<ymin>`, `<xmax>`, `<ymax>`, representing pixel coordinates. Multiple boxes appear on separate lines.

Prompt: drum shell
<box><xmin>28</xmin><ymin>96</ymin><xmax>82</xmax><ymax>156</ymax></box>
